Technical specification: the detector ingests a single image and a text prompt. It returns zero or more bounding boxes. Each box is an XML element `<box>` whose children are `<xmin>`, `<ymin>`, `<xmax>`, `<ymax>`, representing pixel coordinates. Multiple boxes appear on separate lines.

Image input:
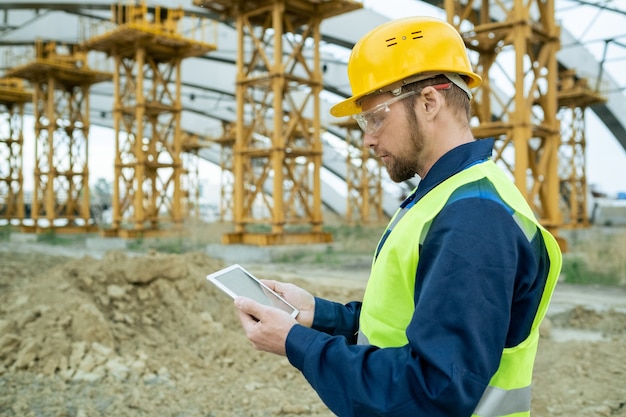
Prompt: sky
<box><xmin>584</xmin><ymin>112</ymin><xmax>626</xmax><ymax>196</ymax></box>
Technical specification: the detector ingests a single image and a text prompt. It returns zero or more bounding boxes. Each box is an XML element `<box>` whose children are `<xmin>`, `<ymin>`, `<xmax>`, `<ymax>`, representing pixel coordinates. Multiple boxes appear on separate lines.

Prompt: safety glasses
<box><xmin>353</xmin><ymin>83</ymin><xmax>452</xmax><ymax>135</ymax></box>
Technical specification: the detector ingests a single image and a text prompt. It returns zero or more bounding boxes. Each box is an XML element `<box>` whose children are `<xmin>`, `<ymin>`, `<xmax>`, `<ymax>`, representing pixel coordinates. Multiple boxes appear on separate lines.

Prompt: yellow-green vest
<box><xmin>358</xmin><ymin>159</ymin><xmax>562</xmax><ymax>417</ymax></box>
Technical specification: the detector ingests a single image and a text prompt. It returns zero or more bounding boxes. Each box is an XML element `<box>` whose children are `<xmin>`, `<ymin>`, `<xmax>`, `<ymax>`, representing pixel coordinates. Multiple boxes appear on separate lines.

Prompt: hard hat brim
<box><xmin>330</xmin><ymin>96</ymin><xmax>362</xmax><ymax>118</ymax></box>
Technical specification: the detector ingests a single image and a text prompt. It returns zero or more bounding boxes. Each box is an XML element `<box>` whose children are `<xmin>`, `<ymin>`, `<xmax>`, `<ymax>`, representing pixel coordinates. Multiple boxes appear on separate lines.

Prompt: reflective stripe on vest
<box><xmin>357</xmin><ymin>159</ymin><xmax>562</xmax><ymax>417</ymax></box>
<box><xmin>474</xmin><ymin>385</ymin><xmax>532</xmax><ymax>417</ymax></box>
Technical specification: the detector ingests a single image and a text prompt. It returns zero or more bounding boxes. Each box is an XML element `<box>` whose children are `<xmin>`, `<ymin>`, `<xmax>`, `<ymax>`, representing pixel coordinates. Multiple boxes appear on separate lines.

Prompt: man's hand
<box><xmin>261</xmin><ymin>280</ymin><xmax>315</xmax><ymax>328</ymax></box>
<box><xmin>235</xmin><ymin>296</ymin><xmax>297</xmax><ymax>356</ymax></box>
<box><xmin>235</xmin><ymin>280</ymin><xmax>315</xmax><ymax>356</ymax></box>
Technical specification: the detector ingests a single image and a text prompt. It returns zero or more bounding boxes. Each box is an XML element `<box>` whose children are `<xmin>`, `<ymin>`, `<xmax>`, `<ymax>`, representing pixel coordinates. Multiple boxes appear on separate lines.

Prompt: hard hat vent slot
<box><xmin>385</xmin><ymin>31</ymin><xmax>423</xmax><ymax>48</ymax></box>
<box><xmin>411</xmin><ymin>30</ymin><xmax>423</xmax><ymax>40</ymax></box>
<box><xmin>385</xmin><ymin>37</ymin><xmax>398</xmax><ymax>47</ymax></box>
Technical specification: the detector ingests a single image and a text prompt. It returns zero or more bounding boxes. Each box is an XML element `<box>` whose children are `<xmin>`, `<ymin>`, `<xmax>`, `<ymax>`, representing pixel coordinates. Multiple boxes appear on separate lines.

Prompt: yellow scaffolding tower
<box><xmin>335</xmin><ymin>118</ymin><xmax>385</xmax><ymax>225</ymax></box>
<box><xmin>193</xmin><ymin>0</ymin><xmax>361</xmax><ymax>246</ymax></box>
<box><xmin>0</xmin><ymin>78</ymin><xmax>31</xmax><ymax>225</ymax></box>
<box><xmin>444</xmin><ymin>0</ymin><xmax>565</xmax><ymax>249</ymax></box>
<box><xmin>212</xmin><ymin>121</ymin><xmax>236</xmax><ymax>222</ymax></box>
<box><xmin>81</xmin><ymin>2</ymin><xmax>216</xmax><ymax>237</ymax></box>
<box><xmin>181</xmin><ymin>131</ymin><xmax>213</xmax><ymax>220</ymax></box>
<box><xmin>557</xmin><ymin>69</ymin><xmax>606</xmax><ymax>228</ymax></box>
<box><xmin>4</xmin><ymin>42</ymin><xmax>111</xmax><ymax>233</ymax></box>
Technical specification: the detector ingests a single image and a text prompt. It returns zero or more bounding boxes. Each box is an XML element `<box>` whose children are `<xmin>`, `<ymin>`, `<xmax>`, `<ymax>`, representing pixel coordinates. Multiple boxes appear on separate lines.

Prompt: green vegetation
<box><xmin>560</xmin><ymin>228</ymin><xmax>626</xmax><ymax>287</ymax></box>
<box><xmin>271</xmin><ymin>249</ymin><xmax>311</xmax><ymax>263</ymax></box>
<box><xmin>560</xmin><ymin>256</ymin><xmax>621</xmax><ymax>286</ymax></box>
<box><xmin>35</xmin><ymin>230</ymin><xmax>87</xmax><ymax>246</ymax></box>
<box><xmin>323</xmin><ymin>223</ymin><xmax>384</xmax><ymax>254</ymax></box>
<box><xmin>143</xmin><ymin>237</ymin><xmax>187</xmax><ymax>254</ymax></box>
<box><xmin>125</xmin><ymin>233</ymin><xmax>203</xmax><ymax>254</ymax></box>
<box><xmin>0</xmin><ymin>226</ymin><xmax>12</xmax><ymax>241</ymax></box>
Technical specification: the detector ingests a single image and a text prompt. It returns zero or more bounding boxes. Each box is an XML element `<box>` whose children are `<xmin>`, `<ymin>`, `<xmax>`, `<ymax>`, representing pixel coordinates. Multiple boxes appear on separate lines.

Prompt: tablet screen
<box><xmin>207</xmin><ymin>265</ymin><xmax>299</xmax><ymax>317</ymax></box>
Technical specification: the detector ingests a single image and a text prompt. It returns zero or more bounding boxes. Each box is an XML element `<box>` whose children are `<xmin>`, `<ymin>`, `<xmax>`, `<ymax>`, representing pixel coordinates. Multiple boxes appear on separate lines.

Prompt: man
<box><xmin>234</xmin><ymin>16</ymin><xmax>562</xmax><ymax>417</ymax></box>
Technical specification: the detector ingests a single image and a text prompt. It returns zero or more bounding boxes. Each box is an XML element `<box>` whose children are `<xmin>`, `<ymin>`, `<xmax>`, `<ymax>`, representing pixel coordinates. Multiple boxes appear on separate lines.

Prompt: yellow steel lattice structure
<box><xmin>82</xmin><ymin>2</ymin><xmax>216</xmax><ymax>237</ymax></box>
<box><xmin>557</xmin><ymin>70</ymin><xmax>606</xmax><ymax>228</ymax></box>
<box><xmin>213</xmin><ymin>121</ymin><xmax>236</xmax><ymax>222</ymax></box>
<box><xmin>445</xmin><ymin>0</ymin><xmax>564</xmax><ymax>247</ymax></box>
<box><xmin>194</xmin><ymin>0</ymin><xmax>361</xmax><ymax>246</ymax></box>
<box><xmin>181</xmin><ymin>131</ymin><xmax>213</xmax><ymax>220</ymax></box>
<box><xmin>0</xmin><ymin>78</ymin><xmax>31</xmax><ymax>225</ymax></box>
<box><xmin>4</xmin><ymin>42</ymin><xmax>111</xmax><ymax>233</ymax></box>
<box><xmin>335</xmin><ymin>118</ymin><xmax>385</xmax><ymax>225</ymax></box>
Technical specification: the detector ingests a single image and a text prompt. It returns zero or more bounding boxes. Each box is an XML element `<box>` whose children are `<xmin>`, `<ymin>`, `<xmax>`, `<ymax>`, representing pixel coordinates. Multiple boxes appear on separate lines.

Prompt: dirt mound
<box><xmin>1</xmin><ymin>251</ymin><xmax>223</xmax><ymax>377</ymax></box>
<box><xmin>1</xmin><ymin>249</ymin><xmax>625</xmax><ymax>416</ymax></box>
<box><xmin>550</xmin><ymin>304</ymin><xmax>626</xmax><ymax>337</ymax></box>
<box><xmin>0</xmin><ymin>250</ymin><xmax>355</xmax><ymax>416</ymax></box>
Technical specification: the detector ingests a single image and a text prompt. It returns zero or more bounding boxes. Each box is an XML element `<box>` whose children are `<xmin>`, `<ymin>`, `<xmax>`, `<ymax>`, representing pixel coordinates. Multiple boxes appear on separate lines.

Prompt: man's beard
<box><xmin>386</xmin><ymin>153</ymin><xmax>417</xmax><ymax>182</ymax></box>
<box><xmin>385</xmin><ymin>117</ymin><xmax>423</xmax><ymax>183</ymax></box>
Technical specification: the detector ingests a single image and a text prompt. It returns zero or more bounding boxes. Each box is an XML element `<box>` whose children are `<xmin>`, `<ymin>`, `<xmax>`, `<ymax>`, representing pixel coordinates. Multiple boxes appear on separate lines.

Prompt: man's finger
<box><xmin>260</xmin><ymin>279</ymin><xmax>280</xmax><ymax>293</ymax></box>
<box><xmin>235</xmin><ymin>296</ymin><xmax>263</xmax><ymax>319</ymax></box>
<box><xmin>261</xmin><ymin>279</ymin><xmax>290</xmax><ymax>296</ymax></box>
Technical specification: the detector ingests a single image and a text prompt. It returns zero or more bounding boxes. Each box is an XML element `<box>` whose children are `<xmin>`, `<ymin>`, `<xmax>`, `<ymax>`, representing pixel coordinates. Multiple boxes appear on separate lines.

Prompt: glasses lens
<box><xmin>352</xmin><ymin>91</ymin><xmax>416</xmax><ymax>135</ymax></box>
<box><xmin>353</xmin><ymin>114</ymin><xmax>368</xmax><ymax>132</ymax></box>
<box><xmin>353</xmin><ymin>105</ymin><xmax>387</xmax><ymax>135</ymax></box>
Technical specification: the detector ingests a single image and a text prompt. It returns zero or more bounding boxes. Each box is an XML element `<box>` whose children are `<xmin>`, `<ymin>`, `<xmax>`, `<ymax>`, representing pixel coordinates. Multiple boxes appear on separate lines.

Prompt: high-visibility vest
<box><xmin>358</xmin><ymin>159</ymin><xmax>562</xmax><ymax>417</ymax></box>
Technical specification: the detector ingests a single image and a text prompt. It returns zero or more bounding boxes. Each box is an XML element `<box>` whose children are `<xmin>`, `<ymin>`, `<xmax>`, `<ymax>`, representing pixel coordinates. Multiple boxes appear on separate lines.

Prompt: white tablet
<box><xmin>206</xmin><ymin>264</ymin><xmax>299</xmax><ymax>318</ymax></box>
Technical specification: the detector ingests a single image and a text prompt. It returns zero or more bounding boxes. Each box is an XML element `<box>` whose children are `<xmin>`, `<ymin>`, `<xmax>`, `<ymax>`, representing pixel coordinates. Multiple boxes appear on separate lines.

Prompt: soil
<box><xmin>1</xmin><ymin>237</ymin><xmax>625</xmax><ymax>417</ymax></box>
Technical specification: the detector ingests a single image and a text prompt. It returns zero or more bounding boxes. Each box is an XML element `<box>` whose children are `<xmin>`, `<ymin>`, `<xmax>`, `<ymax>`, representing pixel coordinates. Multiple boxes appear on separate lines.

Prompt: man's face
<box><xmin>360</xmin><ymin>93</ymin><xmax>424</xmax><ymax>182</ymax></box>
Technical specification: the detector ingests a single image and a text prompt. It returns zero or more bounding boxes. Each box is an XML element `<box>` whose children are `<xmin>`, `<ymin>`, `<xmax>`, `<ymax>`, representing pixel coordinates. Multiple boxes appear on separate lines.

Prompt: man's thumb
<box><xmin>235</xmin><ymin>296</ymin><xmax>259</xmax><ymax>316</ymax></box>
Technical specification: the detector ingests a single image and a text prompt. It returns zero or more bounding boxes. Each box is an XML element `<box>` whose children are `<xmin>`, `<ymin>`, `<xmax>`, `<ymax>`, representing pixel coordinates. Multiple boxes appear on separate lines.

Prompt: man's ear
<box><xmin>420</xmin><ymin>86</ymin><xmax>443</xmax><ymax>121</ymax></box>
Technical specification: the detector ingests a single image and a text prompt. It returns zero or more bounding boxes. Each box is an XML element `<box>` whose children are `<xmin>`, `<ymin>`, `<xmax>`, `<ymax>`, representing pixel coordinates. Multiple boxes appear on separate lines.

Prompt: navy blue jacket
<box><xmin>285</xmin><ymin>139</ymin><xmax>550</xmax><ymax>417</ymax></box>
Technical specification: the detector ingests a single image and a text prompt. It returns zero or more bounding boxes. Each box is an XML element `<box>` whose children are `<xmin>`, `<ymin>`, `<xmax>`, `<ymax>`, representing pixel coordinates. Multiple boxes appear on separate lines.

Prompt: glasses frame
<box><xmin>352</xmin><ymin>83</ymin><xmax>452</xmax><ymax>135</ymax></box>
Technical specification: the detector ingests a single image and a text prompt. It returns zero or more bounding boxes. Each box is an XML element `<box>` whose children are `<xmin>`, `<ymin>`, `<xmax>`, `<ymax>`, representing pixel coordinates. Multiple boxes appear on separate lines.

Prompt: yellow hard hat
<box><xmin>330</xmin><ymin>16</ymin><xmax>482</xmax><ymax>118</ymax></box>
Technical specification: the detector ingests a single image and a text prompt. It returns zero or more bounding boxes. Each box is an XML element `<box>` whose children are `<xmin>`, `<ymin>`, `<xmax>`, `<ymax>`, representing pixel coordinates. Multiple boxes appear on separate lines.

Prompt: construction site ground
<box><xmin>1</xmin><ymin>222</ymin><xmax>625</xmax><ymax>417</ymax></box>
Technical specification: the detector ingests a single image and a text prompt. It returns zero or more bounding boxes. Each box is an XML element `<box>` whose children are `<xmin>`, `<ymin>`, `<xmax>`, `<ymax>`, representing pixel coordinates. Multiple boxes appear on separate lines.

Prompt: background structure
<box><xmin>1</xmin><ymin>0</ymin><xmax>625</xmax><ymax>244</ymax></box>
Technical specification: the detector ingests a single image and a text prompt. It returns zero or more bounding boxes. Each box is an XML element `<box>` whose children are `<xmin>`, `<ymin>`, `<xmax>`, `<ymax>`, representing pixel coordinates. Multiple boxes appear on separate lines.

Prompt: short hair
<box><xmin>402</xmin><ymin>74</ymin><xmax>471</xmax><ymax>123</ymax></box>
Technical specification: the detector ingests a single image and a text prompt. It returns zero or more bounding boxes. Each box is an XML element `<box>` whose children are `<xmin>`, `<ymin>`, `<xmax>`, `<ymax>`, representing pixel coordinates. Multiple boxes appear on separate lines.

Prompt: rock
<box><xmin>125</xmin><ymin>255</ymin><xmax>188</xmax><ymax>284</ymax></box>
<box><xmin>71</xmin><ymin>303</ymin><xmax>114</xmax><ymax>347</ymax></box>
<box><xmin>91</xmin><ymin>342</ymin><xmax>114</xmax><ymax>360</ymax></box>
<box><xmin>13</xmin><ymin>340</ymin><xmax>38</xmax><ymax>370</ymax></box>
<box><xmin>107</xmin><ymin>284</ymin><xmax>127</xmax><ymax>299</ymax></box>
<box><xmin>0</xmin><ymin>333</ymin><xmax>21</xmax><ymax>357</ymax></box>
<box><xmin>16</xmin><ymin>309</ymin><xmax>41</xmax><ymax>328</ymax></box>
<box><xmin>69</xmin><ymin>341</ymin><xmax>87</xmax><ymax>369</ymax></box>
<box><xmin>72</xmin><ymin>369</ymin><xmax>104</xmax><ymax>382</ymax></box>
<box><xmin>106</xmin><ymin>357</ymin><xmax>130</xmax><ymax>380</ymax></box>
<box><xmin>0</xmin><ymin>319</ymin><xmax>15</xmax><ymax>335</ymax></box>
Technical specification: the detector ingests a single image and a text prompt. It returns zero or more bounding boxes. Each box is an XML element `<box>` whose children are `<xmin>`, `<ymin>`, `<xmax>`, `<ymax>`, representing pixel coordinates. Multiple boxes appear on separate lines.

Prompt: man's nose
<box><xmin>362</xmin><ymin>132</ymin><xmax>377</xmax><ymax>149</ymax></box>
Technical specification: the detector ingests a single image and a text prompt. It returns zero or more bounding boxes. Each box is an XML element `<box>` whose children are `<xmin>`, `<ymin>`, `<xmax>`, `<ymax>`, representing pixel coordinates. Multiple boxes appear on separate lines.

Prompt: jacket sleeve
<box><xmin>310</xmin><ymin>298</ymin><xmax>362</xmax><ymax>343</ymax></box>
<box><xmin>285</xmin><ymin>198</ymin><xmax>541</xmax><ymax>417</ymax></box>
